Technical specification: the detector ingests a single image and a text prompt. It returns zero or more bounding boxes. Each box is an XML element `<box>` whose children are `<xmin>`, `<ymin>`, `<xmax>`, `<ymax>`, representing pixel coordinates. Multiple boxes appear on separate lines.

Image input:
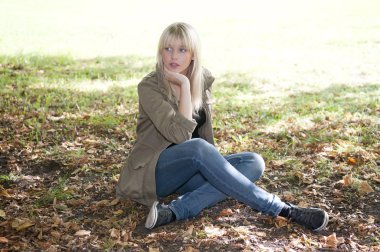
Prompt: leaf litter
<box><xmin>0</xmin><ymin>61</ymin><xmax>379</xmax><ymax>250</ymax></box>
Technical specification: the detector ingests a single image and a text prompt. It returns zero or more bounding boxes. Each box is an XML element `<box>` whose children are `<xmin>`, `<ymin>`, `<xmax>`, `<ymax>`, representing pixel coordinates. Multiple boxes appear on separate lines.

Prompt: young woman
<box><xmin>116</xmin><ymin>22</ymin><xmax>329</xmax><ymax>231</ymax></box>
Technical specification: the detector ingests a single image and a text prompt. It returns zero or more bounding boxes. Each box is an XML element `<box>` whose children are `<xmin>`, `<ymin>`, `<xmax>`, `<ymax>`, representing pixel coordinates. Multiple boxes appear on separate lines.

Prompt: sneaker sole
<box><xmin>145</xmin><ymin>201</ymin><xmax>159</xmax><ymax>229</ymax></box>
<box><xmin>313</xmin><ymin>210</ymin><xmax>329</xmax><ymax>232</ymax></box>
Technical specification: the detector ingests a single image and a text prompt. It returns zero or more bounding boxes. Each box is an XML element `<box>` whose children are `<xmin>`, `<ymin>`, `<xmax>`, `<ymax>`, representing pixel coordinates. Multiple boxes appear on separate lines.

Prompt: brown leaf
<box><xmin>51</xmin><ymin>216</ymin><xmax>64</xmax><ymax>227</ymax></box>
<box><xmin>342</xmin><ymin>174</ymin><xmax>353</xmax><ymax>186</ymax></box>
<box><xmin>95</xmin><ymin>199</ymin><xmax>110</xmax><ymax>207</ymax></box>
<box><xmin>109</xmin><ymin>198</ymin><xmax>120</xmax><ymax>206</ymax></box>
<box><xmin>110</xmin><ymin>228</ymin><xmax>120</xmax><ymax>240</ymax></box>
<box><xmin>37</xmin><ymin>241</ymin><xmax>51</xmax><ymax>250</ymax></box>
<box><xmin>358</xmin><ymin>181</ymin><xmax>374</xmax><ymax>194</ymax></box>
<box><xmin>66</xmin><ymin>199</ymin><xmax>85</xmax><ymax>207</ymax></box>
<box><xmin>149</xmin><ymin>247</ymin><xmax>160</xmax><ymax>252</ymax></box>
<box><xmin>121</xmin><ymin>230</ymin><xmax>131</xmax><ymax>242</ymax></box>
<box><xmin>219</xmin><ymin>208</ymin><xmax>233</xmax><ymax>217</ymax></box>
<box><xmin>255</xmin><ymin>231</ymin><xmax>267</xmax><ymax>237</ymax></box>
<box><xmin>282</xmin><ymin>191</ymin><xmax>295</xmax><ymax>202</ymax></box>
<box><xmin>347</xmin><ymin>157</ymin><xmax>357</xmax><ymax>165</ymax></box>
<box><xmin>367</xmin><ymin>216</ymin><xmax>375</xmax><ymax>224</ymax></box>
<box><xmin>298</xmin><ymin>201</ymin><xmax>309</xmax><ymax>208</ymax></box>
<box><xmin>0</xmin><ymin>189</ymin><xmax>11</xmax><ymax>198</ymax></box>
<box><xmin>373</xmin><ymin>174</ymin><xmax>380</xmax><ymax>183</ymax></box>
<box><xmin>274</xmin><ymin>216</ymin><xmax>290</xmax><ymax>228</ymax></box>
<box><xmin>11</xmin><ymin>218</ymin><xmax>35</xmax><ymax>231</ymax></box>
<box><xmin>50</xmin><ymin>231</ymin><xmax>61</xmax><ymax>239</ymax></box>
<box><xmin>0</xmin><ymin>237</ymin><xmax>8</xmax><ymax>243</ymax></box>
<box><xmin>113</xmin><ymin>209</ymin><xmax>124</xmax><ymax>216</ymax></box>
<box><xmin>0</xmin><ymin>210</ymin><xmax>5</xmax><ymax>218</ymax></box>
<box><xmin>182</xmin><ymin>224</ymin><xmax>194</xmax><ymax>238</ymax></box>
<box><xmin>324</xmin><ymin>233</ymin><xmax>338</xmax><ymax>248</ymax></box>
<box><xmin>75</xmin><ymin>230</ymin><xmax>91</xmax><ymax>236</ymax></box>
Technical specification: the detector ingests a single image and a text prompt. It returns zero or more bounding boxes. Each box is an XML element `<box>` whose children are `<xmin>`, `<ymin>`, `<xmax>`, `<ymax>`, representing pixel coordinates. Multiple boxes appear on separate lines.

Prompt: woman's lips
<box><xmin>169</xmin><ymin>63</ymin><xmax>179</xmax><ymax>68</ymax></box>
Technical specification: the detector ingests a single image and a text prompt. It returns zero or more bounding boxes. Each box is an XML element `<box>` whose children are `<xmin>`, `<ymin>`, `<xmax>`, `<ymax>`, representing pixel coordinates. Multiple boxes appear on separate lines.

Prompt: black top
<box><xmin>191</xmin><ymin>107</ymin><xmax>206</xmax><ymax>138</ymax></box>
<box><xmin>167</xmin><ymin>107</ymin><xmax>206</xmax><ymax>149</ymax></box>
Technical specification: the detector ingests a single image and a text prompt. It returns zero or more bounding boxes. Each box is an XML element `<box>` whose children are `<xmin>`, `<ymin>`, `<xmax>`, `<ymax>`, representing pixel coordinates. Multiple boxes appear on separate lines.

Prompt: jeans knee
<box><xmin>252</xmin><ymin>152</ymin><xmax>265</xmax><ymax>177</ymax></box>
<box><xmin>187</xmin><ymin>138</ymin><xmax>213</xmax><ymax>153</ymax></box>
<box><xmin>243</xmin><ymin>152</ymin><xmax>265</xmax><ymax>181</ymax></box>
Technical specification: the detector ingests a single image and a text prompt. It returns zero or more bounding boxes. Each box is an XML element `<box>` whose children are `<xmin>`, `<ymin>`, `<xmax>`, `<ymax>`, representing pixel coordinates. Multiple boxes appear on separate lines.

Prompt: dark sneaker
<box><xmin>145</xmin><ymin>201</ymin><xmax>175</xmax><ymax>229</ymax></box>
<box><xmin>287</xmin><ymin>203</ymin><xmax>329</xmax><ymax>231</ymax></box>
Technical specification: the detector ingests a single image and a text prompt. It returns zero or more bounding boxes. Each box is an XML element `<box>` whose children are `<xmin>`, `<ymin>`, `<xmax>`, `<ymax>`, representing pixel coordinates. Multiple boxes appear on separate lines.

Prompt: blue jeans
<box><xmin>155</xmin><ymin>138</ymin><xmax>285</xmax><ymax>220</ymax></box>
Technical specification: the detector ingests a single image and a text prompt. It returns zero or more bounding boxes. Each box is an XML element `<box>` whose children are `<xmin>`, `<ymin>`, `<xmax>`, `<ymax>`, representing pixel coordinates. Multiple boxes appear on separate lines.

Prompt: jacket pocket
<box><xmin>128</xmin><ymin>143</ymin><xmax>155</xmax><ymax>170</ymax></box>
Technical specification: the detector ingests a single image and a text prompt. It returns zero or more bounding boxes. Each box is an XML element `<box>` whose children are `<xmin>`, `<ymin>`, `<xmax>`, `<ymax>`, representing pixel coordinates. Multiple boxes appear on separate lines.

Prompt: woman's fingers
<box><xmin>164</xmin><ymin>68</ymin><xmax>188</xmax><ymax>86</ymax></box>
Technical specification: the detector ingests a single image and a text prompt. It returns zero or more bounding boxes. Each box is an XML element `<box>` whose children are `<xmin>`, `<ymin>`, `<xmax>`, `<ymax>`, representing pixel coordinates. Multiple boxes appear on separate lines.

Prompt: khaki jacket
<box><xmin>116</xmin><ymin>67</ymin><xmax>215</xmax><ymax>206</ymax></box>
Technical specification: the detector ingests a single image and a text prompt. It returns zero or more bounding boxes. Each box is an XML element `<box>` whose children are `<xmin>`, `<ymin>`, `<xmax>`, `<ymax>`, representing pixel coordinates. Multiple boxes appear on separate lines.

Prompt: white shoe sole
<box><xmin>313</xmin><ymin>211</ymin><xmax>329</xmax><ymax>232</ymax></box>
<box><xmin>145</xmin><ymin>201</ymin><xmax>159</xmax><ymax>229</ymax></box>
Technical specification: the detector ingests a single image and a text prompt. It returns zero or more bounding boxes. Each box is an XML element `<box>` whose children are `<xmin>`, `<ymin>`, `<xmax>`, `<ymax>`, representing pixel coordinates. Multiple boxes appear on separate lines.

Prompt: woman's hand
<box><xmin>164</xmin><ymin>68</ymin><xmax>192</xmax><ymax>120</ymax></box>
<box><xmin>164</xmin><ymin>68</ymin><xmax>190</xmax><ymax>87</ymax></box>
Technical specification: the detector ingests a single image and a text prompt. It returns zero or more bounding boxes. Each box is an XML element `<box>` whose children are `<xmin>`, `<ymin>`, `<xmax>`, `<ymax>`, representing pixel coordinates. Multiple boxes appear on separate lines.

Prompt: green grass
<box><xmin>35</xmin><ymin>177</ymin><xmax>73</xmax><ymax>207</ymax></box>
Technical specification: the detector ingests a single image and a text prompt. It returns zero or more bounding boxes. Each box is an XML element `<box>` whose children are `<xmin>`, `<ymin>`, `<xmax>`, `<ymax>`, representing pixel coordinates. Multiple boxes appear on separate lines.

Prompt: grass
<box><xmin>35</xmin><ymin>177</ymin><xmax>73</xmax><ymax>207</ymax></box>
<box><xmin>1</xmin><ymin>54</ymin><xmax>379</xmax><ymax>179</ymax></box>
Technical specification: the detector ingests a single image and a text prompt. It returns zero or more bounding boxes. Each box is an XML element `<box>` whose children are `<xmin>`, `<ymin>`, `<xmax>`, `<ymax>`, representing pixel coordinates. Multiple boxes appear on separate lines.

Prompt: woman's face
<box><xmin>162</xmin><ymin>38</ymin><xmax>193</xmax><ymax>75</ymax></box>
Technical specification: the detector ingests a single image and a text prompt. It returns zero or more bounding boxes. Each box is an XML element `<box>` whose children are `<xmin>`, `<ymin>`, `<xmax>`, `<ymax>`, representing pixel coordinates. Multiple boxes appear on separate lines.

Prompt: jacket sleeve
<box><xmin>138</xmin><ymin>81</ymin><xmax>197</xmax><ymax>144</ymax></box>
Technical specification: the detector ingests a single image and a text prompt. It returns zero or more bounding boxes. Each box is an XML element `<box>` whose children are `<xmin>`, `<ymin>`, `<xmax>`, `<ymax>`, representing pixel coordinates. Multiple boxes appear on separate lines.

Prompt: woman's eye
<box><xmin>180</xmin><ymin>48</ymin><xmax>187</xmax><ymax>53</ymax></box>
<box><xmin>165</xmin><ymin>47</ymin><xmax>172</xmax><ymax>52</ymax></box>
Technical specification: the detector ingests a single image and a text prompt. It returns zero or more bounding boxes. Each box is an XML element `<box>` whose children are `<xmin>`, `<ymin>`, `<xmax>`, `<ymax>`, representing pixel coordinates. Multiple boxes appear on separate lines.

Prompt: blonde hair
<box><xmin>157</xmin><ymin>22</ymin><xmax>204</xmax><ymax>112</ymax></box>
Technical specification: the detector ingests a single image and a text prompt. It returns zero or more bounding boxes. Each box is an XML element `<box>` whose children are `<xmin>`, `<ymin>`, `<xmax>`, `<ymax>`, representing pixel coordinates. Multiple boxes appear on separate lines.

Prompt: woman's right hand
<box><xmin>164</xmin><ymin>67</ymin><xmax>193</xmax><ymax>119</ymax></box>
<box><xmin>164</xmin><ymin>68</ymin><xmax>190</xmax><ymax>87</ymax></box>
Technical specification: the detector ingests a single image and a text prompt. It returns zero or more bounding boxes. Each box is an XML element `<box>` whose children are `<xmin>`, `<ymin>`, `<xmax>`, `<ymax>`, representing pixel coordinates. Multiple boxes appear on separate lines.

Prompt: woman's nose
<box><xmin>171</xmin><ymin>50</ymin><xmax>178</xmax><ymax>59</ymax></box>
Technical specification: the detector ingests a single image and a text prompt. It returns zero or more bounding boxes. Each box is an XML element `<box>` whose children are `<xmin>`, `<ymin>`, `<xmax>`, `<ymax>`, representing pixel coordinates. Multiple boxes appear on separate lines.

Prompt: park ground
<box><xmin>1</xmin><ymin>0</ymin><xmax>379</xmax><ymax>251</ymax></box>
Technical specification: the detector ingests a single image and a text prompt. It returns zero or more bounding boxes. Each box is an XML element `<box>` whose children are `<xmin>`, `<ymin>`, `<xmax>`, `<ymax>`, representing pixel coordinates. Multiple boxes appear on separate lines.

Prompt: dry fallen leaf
<box><xmin>36</xmin><ymin>241</ymin><xmax>51</xmax><ymax>250</ymax></box>
<box><xmin>342</xmin><ymin>174</ymin><xmax>353</xmax><ymax>187</ymax></box>
<box><xmin>274</xmin><ymin>216</ymin><xmax>289</xmax><ymax>228</ymax></box>
<box><xmin>219</xmin><ymin>208</ymin><xmax>233</xmax><ymax>217</ymax></box>
<box><xmin>110</xmin><ymin>228</ymin><xmax>120</xmax><ymax>240</ymax></box>
<box><xmin>11</xmin><ymin>218</ymin><xmax>35</xmax><ymax>231</ymax></box>
<box><xmin>0</xmin><ymin>237</ymin><xmax>8</xmax><ymax>243</ymax></box>
<box><xmin>255</xmin><ymin>231</ymin><xmax>267</xmax><ymax>237</ymax></box>
<box><xmin>0</xmin><ymin>210</ymin><xmax>5</xmax><ymax>218</ymax></box>
<box><xmin>347</xmin><ymin>157</ymin><xmax>357</xmax><ymax>165</ymax></box>
<box><xmin>66</xmin><ymin>199</ymin><xmax>85</xmax><ymax>207</ymax></box>
<box><xmin>182</xmin><ymin>224</ymin><xmax>194</xmax><ymax>238</ymax></box>
<box><xmin>50</xmin><ymin>231</ymin><xmax>61</xmax><ymax>239</ymax></box>
<box><xmin>204</xmin><ymin>225</ymin><xmax>226</xmax><ymax>238</ymax></box>
<box><xmin>51</xmin><ymin>216</ymin><xmax>63</xmax><ymax>227</ymax></box>
<box><xmin>148</xmin><ymin>247</ymin><xmax>160</xmax><ymax>252</ymax></box>
<box><xmin>109</xmin><ymin>198</ymin><xmax>120</xmax><ymax>206</ymax></box>
<box><xmin>358</xmin><ymin>181</ymin><xmax>374</xmax><ymax>194</ymax></box>
<box><xmin>367</xmin><ymin>216</ymin><xmax>375</xmax><ymax>224</ymax></box>
<box><xmin>113</xmin><ymin>209</ymin><xmax>124</xmax><ymax>216</ymax></box>
<box><xmin>75</xmin><ymin>230</ymin><xmax>91</xmax><ymax>236</ymax></box>
<box><xmin>373</xmin><ymin>174</ymin><xmax>380</xmax><ymax>183</ymax></box>
<box><xmin>233</xmin><ymin>226</ymin><xmax>250</xmax><ymax>235</ymax></box>
<box><xmin>298</xmin><ymin>201</ymin><xmax>309</xmax><ymax>208</ymax></box>
<box><xmin>95</xmin><ymin>199</ymin><xmax>110</xmax><ymax>207</ymax></box>
<box><xmin>324</xmin><ymin>233</ymin><xmax>338</xmax><ymax>248</ymax></box>
<box><xmin>0</xmin><ymin>190</ymin><xmax>11</xmax><ymax>198</ymax></box>
<box><xmin>282</xmin><ymin>191</ymin><xmax>295</xmax><ymax>202</ymax></box>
